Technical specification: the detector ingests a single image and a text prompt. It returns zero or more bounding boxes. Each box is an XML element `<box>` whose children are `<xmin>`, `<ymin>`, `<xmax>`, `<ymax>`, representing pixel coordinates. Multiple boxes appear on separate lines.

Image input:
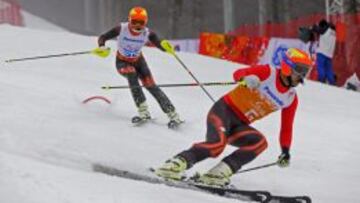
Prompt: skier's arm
<box><xmin>148</xmin><ymin>31</ymin><xmax>166</xmax><ymax>51</ymax></box>
<box><xmin>233</xmin><ymin>65</ymin><xmax>271</xmax><ymax>82</ymax></box>
<box><xmin>277</xmin><ymin>95</ymin><xmax>298</xmax><ymax>167</ymax></box>
<box><xmin>98</xmin><ymin>26</ymin><xmax>121</xmax><ymax>47</ymax></box>
<box><xmin>148</xmin><ymin>31</ymin><xmax>175</xmax><ymax>54</ymax></box>
<box><xmin>279</xmin><ymin>94</ymin><xmax>298</xmax><ymax>152</ymax></box>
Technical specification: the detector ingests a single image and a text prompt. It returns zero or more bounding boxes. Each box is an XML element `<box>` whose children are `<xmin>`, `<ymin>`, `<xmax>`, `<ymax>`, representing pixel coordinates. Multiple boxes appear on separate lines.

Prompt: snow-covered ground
<box><xmin>0</xmin><ymin>25</ymin><xmax>360</xmax><ymax>203</ymax></box>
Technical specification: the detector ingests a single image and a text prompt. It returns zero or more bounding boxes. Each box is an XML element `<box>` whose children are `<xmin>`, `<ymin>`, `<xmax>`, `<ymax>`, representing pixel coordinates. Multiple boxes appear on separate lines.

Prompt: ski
<box><xmin>131</xmin><ymin>116</ymin><xmax>153</xmax><ymax>126</ymax></box>
<box><xmin>92</xmin><ymin>163</ymin><xmax>271</xmax><ymax>202</ymax></box>
<box><xmin>92</xmin><ymin>163</ymin><xmax>311</xmax><ymax>203</ymax></box>
<box><xmin>167</xmin><ymin>120</ymin><xmax>185</xmax><ymax>129</ymax></box>
<box><xmin>131</xmin><ymin>116</ymin><xmax>184</xmax><ymax>130</ymax></box>
<box><xmin>190</xmin><ymin>183</ymin><xmax>271</xmax><ymax>202</ymax></box>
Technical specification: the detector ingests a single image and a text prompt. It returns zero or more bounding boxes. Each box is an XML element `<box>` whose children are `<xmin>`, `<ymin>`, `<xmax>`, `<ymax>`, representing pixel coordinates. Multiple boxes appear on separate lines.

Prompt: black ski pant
<box><xmin>116</xmin><ymin>56</ymin><xmax>175</xmax><ymax>114</ymax></box>
<box><xmin>178</xmin><ymin>98</ymin><xmax>268</xmax><ymax>173</ymax></box>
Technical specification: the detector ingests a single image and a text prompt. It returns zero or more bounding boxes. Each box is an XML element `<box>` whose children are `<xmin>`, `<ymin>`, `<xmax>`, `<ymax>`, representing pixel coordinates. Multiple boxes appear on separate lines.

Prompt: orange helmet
<box><xmin>280</xmin><ymin>48</ymin><xmax>313</xmax><ymax>79</ymax></box>
<box><xmin>128</xmin><ymin>6</ymin><xmax>148</xmax><ymax>33</ymax></box>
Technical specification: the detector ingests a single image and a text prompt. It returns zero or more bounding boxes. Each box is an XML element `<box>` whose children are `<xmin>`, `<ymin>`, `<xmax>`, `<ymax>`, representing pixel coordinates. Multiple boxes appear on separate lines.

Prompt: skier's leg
<box><xmin>145</xmin><ymin>84</ymin><xmax>176</xmax><ymax>114</ymax></box>
<box><xmin>155</xmin><ymin>99</ymin><xmax>229</xmax><ymax>179</ymax></box>
<box><xmin>116</xmin><ymin>58</ymin><xmax>150</xmax><ymax>119</ymax></box>
<box><xmin>195</xmin><ymin>125</ymin><xmax>267</xmax><ymax>187</ymax></box>
<box><xmin>177</xmin><ymin>99</ymin><xmax>231</xmax><ymax>168</ymax></box>
<box><xmin>222</xmin><ymin>125</ymin><xmax>268</xmax><ymax>173</ymax></box>
<box><xmin>191</xmin><ymin>105</ymin><xmax>267</xmax><ymax>187</ymax></box>
<box><xmin>135</xmin><ymin>57</ymin><xmax>181</xmax><ymax>123</ymax></box>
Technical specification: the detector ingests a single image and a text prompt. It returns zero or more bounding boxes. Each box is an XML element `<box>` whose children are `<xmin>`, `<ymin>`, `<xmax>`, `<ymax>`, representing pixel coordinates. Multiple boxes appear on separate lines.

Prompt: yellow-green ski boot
<box><xmin>155</xmin><ymin>157</ymin><xmax>187</xmax><ymax>181</ymax></box>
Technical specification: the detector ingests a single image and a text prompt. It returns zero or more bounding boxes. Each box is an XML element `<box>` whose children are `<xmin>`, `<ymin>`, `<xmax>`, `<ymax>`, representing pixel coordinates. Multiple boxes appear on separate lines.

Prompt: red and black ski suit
<box><xmin>98</xmin><ymin>23</ymin><xmax>175</xmax><ymax>114</ymax></box>
<box><xmin>178</xmin><ymin>64</ymin><xmax>298</xmax><ymax>173</ymax></box>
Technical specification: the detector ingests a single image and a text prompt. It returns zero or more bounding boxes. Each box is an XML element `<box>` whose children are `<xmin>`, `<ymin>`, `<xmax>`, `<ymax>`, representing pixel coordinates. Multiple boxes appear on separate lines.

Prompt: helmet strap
<box><xmin>279</xmin><ymin>74</ymin><xmax>292</xmax><ymax>88</ymax></box>
<box><xmin>287</xmin><ymin>76</ymin><xmax>298</xmax><ymax>87</ymax></box>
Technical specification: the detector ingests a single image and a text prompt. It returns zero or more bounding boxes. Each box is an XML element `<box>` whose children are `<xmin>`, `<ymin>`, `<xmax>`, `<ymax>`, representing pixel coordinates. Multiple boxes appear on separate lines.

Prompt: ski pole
<box><xmin>173</xmin><ymin>53</ymin><xmax>216</xmax><ymax>103</ymax></box>
<box><xmin>102</xmin><ymin>81</ymin><xmax>237</xmax><ymax>90</ymax></box>
<box><xmin>236</xmin><ymin>162</ymin><xmax>278</xmax><ymax>174</ymax></box>
<box><xmin>4</xmin><ymin>47</ymin><xmax>111</xmax><ymax>63</ymax></box>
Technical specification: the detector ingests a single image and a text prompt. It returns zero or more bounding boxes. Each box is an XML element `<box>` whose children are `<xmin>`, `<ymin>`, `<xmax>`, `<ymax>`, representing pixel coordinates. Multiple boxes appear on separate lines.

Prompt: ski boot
<box><xmin>167</xmin><ymin>111</ymin><xmax>183</xmax><ymax>129</ymax></box>
<box><xmin>132</xmin><ymin>102</ymin><xmax>151</xmax><ymax>125</ymax></box>
<box><xmin>193</xmin><ymin>161</ymin><xmax>233</xmax><ymax>188</ymax></box>
<box><xmin>154</xmin><ymin>156</ymin><xmax>187</xmax><ymax>181</ymax></box>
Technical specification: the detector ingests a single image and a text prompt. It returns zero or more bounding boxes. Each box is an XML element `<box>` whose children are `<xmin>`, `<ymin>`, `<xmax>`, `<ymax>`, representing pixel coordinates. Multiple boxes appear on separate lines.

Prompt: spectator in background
<box><xmin>315</xmin><ymin>19</ymin><xmax>337</xmax><ymax>85</ymax></box>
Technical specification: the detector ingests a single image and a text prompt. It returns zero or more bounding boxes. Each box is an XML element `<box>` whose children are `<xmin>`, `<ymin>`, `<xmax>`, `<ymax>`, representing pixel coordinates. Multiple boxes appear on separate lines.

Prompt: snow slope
<box><xmin>22</xmin><ymin>10</ymin><xmax>66</xmax><ymax>32</ymax></box>
<box><xmin>0</xmin><ymin>25</ymin><xmax>360</xmax><ymax>203</ymax></box>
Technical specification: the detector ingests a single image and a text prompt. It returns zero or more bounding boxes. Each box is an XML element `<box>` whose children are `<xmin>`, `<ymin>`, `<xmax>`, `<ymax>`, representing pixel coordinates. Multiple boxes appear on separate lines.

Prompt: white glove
<box><xmin>239</xmin><ymin>75</ymin><xmax>261</xmax><ymax>89</ymax></box>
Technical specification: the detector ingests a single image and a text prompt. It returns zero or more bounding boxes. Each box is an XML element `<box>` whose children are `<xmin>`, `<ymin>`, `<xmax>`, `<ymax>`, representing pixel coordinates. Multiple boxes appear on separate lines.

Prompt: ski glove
<box><xmin>277</xmin><ymin>147</ymin><xmax>290</xmax><ymax>168</ymax></box>
<box><xmin>160</xmin><ymin>40</ymin><xmax>175</xmax><ymax>55</ymax></box>
<box><xmin>92</xmin><ymin>46</ymin><xmax>111</xmax><ymax>58</ymax></box>
<box><xmin>238</xmin><ymin>75</ymin><xmax>261</xmax><ymax>89</ymax></box>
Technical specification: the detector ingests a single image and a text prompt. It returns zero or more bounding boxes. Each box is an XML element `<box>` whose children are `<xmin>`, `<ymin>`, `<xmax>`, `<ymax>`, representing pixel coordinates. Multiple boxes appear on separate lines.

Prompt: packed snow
<box><xmin>0</xmin><ymin>25</ymin><xmax>360</xmax><ymax>203</ymax></box>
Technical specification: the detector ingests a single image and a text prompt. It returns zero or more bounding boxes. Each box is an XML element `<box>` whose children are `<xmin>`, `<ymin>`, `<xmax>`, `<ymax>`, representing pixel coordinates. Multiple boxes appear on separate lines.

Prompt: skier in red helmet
<box><xmin>97</xmin><ymin>6</ymin><xmax>182</xmax><ymax>128</ymax></box>
<box><xmin>155</xmin><ymin>48</ymin><xmax>313</xmax><ymax>186</ymax></box>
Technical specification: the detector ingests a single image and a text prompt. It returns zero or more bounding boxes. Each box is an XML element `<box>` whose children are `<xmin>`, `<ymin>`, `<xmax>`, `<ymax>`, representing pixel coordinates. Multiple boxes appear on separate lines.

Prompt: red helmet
<box><xmin>280</xmin><ymin>48</ymin><xmax>313</xmax><ymax>78</ymax></box>
<box><xmin>128</xmin><ymin>7</ymin><xmax>148</xmax><ymax>33</ymax></box>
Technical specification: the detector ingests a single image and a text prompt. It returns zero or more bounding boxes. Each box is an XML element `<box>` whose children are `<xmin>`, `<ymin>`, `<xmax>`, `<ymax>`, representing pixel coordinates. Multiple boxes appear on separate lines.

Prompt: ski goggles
<box><xmin>292</xmin><ymin>63</ymin><xmax>311</xmax><ymax>79</ymax></box>
<box><xmin>130</xmin><ymin>19</ymin><xmax>146</xmax><ymax>26</ymax></box>
<box><xmin>282</xmin><ymin>53</ymin><xmax>311</xmax><ymax>79</ymax></box>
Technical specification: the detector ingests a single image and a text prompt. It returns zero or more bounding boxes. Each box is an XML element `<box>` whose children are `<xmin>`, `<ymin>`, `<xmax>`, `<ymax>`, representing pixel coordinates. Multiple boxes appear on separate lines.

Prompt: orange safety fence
<box><xmin>199</xmin><ymin>32</ymin><xmax>269</xmax><ymax>66</ymax></box>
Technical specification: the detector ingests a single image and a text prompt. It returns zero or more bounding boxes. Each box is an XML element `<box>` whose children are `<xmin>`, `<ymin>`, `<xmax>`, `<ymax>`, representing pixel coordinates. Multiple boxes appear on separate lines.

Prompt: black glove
<box><xmin>277</xmin><ymin>147</ymin><xmax>290</xmax><ymax>168</ymax></box>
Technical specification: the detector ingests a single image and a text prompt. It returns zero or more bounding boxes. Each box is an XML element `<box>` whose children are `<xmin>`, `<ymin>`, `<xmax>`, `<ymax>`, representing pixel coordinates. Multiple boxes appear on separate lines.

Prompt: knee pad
<box><xmin>117</xmin><ymin>66</ymin><xmax>136</xmax><ymax>77</ymax></box>
<box><xmin>141</xmin><ymin>76</ymin><xmax>155</xmax><ymax>87</ymax></box>
<box><xmin>193</xmin><ymin>142</ymin><xmax>226</xmax><ymax>158</ymax></box>
<box><xmin>254</xmin><ymin>138</ymin><xmax>268</xmax><ymax>155</ymax></box>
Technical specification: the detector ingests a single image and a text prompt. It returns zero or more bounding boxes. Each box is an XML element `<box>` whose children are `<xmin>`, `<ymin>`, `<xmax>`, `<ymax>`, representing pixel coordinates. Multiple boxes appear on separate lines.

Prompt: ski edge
<box><xmin>270</xmin><ymin>195</ymin><xmax>312</xmax><ymax>203</ymax></box>
<box><xmin>93</xmin><ymin>164</ymin><xmax>311</xmax><ymax>203</ymax></box>
<box><xmin>92</xmin><ymin>163</ymin><xmax>270</xmax><ymax>202</ymax></box>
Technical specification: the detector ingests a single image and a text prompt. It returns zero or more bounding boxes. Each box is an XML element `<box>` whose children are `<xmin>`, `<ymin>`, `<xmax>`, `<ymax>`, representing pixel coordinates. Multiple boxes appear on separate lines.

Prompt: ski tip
<box><xmin>270</xmin><ymin>195</ymin><xmax>312</xmax><ymax>203</ymax></box>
